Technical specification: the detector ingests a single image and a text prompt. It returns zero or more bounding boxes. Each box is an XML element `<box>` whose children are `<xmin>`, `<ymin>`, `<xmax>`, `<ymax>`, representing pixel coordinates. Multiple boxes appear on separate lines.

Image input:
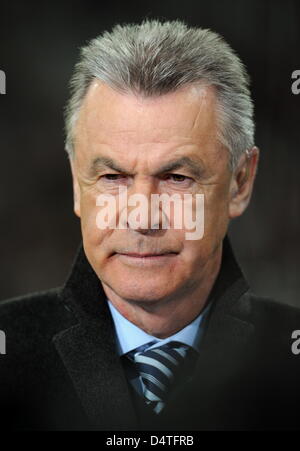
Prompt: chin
<box><xmin>94</xmin><ymin>254</ymin><xmax>186</xmax><ymax>303</ymax></box>
<box><xmin>117</xmin><ymin>284</ymin><xmax>170</xmax><ymax>303</ymax></box>
<box><xmin>104</xmin><ymin>275</ymin><xmax>176</xmax><ymax>304</ymax></box>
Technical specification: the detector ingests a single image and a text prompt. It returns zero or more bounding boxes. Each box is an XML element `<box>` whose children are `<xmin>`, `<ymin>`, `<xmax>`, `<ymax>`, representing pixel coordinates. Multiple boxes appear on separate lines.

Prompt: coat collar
<box><xmin>54</xmin><ymin>246</ymin><xmax>138</xmax><ymax>430</ymax></box>
<box><xmin>53</xmin><ymin>235</ymin><xmax>253</xmax><ymax>429</ymax></box>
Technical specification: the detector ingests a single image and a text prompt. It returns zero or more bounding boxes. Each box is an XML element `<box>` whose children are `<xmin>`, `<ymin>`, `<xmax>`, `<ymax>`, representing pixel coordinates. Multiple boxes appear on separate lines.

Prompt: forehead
<box><xmin>73</xmin><ymin>81</ymin><xmax>229</xmax><ymax>177</ymax></box>
<box><xmin>76</xmin><ymin>80</ymin><xmax>218</xmax><ymax>147</ymax></box>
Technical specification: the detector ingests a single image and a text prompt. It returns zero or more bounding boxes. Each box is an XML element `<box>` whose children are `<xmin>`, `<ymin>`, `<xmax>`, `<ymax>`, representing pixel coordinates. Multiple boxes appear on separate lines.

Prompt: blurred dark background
<box><xmin>0</xmin><ymin>0</ymin><xmax>299</xmax><ymax>306</ymax></box>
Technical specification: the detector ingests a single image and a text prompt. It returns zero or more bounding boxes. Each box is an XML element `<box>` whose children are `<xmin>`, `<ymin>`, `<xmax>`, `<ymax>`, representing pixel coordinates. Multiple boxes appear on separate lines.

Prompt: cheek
<box><xmin>195</xmin><ymin>185</ymin><xmax>230</xmax><ymax>246</ymax></box>
<box><xmin>80</xmin><ymin>192</ymin><xmax>111</xmax><ymax>248</ymax></box>
<box><xmin>207</xmin><ymin>182</ymin><xmax>230</xmax><ymax>216</ymax></box>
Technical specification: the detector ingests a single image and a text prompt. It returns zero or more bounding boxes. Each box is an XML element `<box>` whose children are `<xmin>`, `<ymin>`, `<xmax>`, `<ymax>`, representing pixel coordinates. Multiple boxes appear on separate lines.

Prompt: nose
<box><xmin>119</xmin><ymin>178</ymin><xmax>165</xmax><ymax>234</ymax></box>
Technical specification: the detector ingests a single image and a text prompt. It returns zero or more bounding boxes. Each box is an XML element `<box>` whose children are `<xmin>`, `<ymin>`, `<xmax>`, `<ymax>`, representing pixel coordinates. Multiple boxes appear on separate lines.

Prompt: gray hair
<box><xmin>64</xmin><ymin>20</ymin><xmax>255</xmax><ymax>169</ymax></box>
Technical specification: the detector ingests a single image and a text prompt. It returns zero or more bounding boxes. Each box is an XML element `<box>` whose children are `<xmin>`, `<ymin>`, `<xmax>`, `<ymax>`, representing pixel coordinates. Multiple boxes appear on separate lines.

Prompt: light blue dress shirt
<box><xmin>107</xmin><ymin>299</ymin><xmax>211</xmax><ymax>397</ymax></box>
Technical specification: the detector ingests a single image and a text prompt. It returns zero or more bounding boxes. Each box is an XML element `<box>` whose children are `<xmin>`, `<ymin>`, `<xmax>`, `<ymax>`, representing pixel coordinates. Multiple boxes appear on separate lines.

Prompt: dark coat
<box><xmin>0</xmin><ymin>237</ymin><xmax>300</xmax><ymax>431</ymax></box>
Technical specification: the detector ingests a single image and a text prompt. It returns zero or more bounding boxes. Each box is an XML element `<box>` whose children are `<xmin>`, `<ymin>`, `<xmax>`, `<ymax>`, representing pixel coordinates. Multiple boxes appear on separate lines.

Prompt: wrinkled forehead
<box><xmin>74</xmin><ymin>80</ymin><xmax>219</xmax><ymax>149</ymax></box>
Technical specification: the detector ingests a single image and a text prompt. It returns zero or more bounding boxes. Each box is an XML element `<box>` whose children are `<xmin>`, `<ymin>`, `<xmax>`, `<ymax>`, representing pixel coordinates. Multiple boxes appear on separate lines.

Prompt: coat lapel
<box><xmin>53</xmin><ymin>246</ymin><xmax>138</xmax><ymax>430</ymax></box>
<box><xmin>158</xmin><ymin>237</ymin><xmax>256</xmax><ymax>429</ymax></box>
<box><xmin>158</xmin><ymin>314</ymin><xmax>255</xmax><ymax>430</ymax></box>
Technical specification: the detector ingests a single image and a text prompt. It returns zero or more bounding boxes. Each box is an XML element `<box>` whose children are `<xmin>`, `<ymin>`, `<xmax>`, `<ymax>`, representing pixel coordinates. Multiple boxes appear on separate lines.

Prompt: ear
<box><xmin>228</xmin><ymin>146</ymin><xmax>259</xmax><ymax>219</ymax></box>
<box><xmin>69</xmin><ymin>158</ymin><xmax>81</xmax><ymax>218</ymax></box>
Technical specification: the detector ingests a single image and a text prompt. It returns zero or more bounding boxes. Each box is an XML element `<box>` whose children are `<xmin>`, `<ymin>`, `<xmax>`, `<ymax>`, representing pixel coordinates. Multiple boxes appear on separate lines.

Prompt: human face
<box><xmin>71</xmin><ymin>81</ymin><xmax>242</xmax><ymax>305</ymax></box>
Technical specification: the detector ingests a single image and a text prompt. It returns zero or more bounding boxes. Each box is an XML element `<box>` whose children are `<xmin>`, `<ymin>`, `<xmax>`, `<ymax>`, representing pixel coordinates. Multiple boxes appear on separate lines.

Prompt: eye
<box><xmin>164</xmin><ymin>173</ymin><xmax>192</xmax><ymax>183</ymax></box>
<box><xmin>100</xmin><ymin>174</ymin><xmax>126</xmax><ymax>181</ymax></box>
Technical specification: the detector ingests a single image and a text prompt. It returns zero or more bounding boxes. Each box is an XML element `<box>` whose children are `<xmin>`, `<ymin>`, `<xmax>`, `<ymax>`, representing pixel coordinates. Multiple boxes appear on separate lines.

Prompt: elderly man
<box><xmin>0</xmin><ymin>20</ymin><xmax>299</xmax><ymax>431</ymax></box>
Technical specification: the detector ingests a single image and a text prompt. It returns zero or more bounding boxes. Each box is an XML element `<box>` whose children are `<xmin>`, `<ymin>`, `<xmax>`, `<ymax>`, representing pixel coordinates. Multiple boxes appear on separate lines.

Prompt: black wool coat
<box><xmin>0</xmin><ymin>236</ymin><xmax>300</xmax><ymax>431</ymax></box>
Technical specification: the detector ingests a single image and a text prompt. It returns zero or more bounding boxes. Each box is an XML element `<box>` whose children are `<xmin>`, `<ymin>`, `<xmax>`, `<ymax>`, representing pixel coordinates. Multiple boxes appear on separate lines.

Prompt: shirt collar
<box><xmin>107</xmin><ymin>299</ymin><xmax>211</xmax><ymax>356</ymax></box>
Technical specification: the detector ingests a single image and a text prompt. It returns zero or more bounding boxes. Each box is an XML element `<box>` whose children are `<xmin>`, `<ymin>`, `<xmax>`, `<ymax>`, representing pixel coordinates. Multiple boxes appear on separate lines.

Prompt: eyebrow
<box><xmin>89</xmin><ymin>157</ymin><xmax>126</xmax><ymax>177</ymax></box>
<box><xmin>88</xmin><ymin>156</ymin><xmax>206</xmax><ymax>179</ymax></box>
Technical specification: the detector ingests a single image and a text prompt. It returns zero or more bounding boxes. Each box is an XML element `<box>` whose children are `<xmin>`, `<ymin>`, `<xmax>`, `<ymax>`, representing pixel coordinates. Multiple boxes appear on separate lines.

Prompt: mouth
<box><xmin>110</xmin><ymin>251</ymin><xmax>179</xmax><ymax>266</ymax></box>
<box><xmin>117</xmin><ymin>252</ymin><xmax>178</xmax><ymax>258</ymax></box>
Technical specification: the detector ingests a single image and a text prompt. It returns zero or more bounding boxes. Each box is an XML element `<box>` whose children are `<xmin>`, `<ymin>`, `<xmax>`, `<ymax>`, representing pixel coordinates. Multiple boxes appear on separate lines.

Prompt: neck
<box><xmin>102</xmin><ymin>246</ymin><xmax>222</xmax><ymax>339</ymax></box>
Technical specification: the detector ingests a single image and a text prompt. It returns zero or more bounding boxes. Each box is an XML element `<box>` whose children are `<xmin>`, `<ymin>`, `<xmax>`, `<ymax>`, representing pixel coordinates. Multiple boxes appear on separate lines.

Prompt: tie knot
<box><xmin>134</xmin><ymin>341</ymin><xmax>191</xmax><ymax>363</ymax></box>
<box><xmin>132</xmin><ymin>341</ymin><xmax>195</xmax><ymax>414</ymax></box>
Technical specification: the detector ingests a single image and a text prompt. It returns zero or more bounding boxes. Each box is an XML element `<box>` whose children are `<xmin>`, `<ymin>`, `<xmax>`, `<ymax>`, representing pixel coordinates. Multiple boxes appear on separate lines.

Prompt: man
<box><xmin>0</xmin><ymin>20</ymin><xmax>299</xmax><ymax>431</ymax></box>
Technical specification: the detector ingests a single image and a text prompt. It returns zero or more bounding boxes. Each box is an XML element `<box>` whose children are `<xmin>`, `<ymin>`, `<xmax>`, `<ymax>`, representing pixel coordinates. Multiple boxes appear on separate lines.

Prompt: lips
<box><xmin>118</xmin><ymin>252</ymin><xmax>177</xmax><ymax>257</ymax></box>
<box><xmin>110</xmin><ymin>251</ymin><xmax>178</xmax><ymax>267</ymax></box>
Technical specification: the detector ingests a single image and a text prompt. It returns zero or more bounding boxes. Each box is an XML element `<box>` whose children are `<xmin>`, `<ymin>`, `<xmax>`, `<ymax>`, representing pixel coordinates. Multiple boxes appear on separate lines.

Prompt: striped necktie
<box><xmin>132</xmin><ymin>341</ymin><xmax>194</xmax><ymax>414</ymax></box>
